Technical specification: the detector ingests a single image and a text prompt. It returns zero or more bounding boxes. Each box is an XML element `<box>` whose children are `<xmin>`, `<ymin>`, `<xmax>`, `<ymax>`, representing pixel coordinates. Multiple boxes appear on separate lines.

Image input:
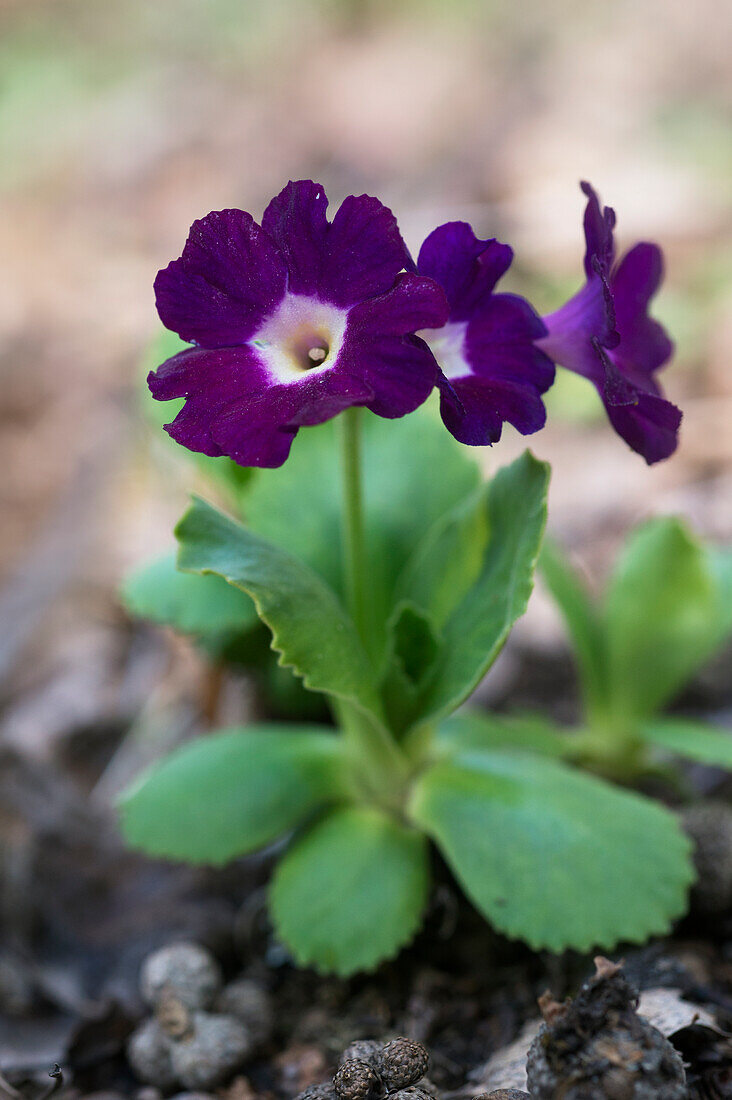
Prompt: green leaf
<box><xmin>175</xmin><ymin>496</ymin><xmax>384</xmax><ymax>723</ymax></box>
<box><xmin>540</xmin><ymin>540</ymin><xmax>608</xmax><ymax>716</ymax></box>
<box><xmin>411</xmin><ymin>452</ymin><xmax>550</xmax><ymax>725</ymax></box>
<box><xmin>120</xmin><ymin>725</ymin><xmax>345</xmax><ymax>865</ymax></box>
<box><xmin>640</xmin><ymin>716</ymin><xmax>732</xmax><ymax>768</ymax></box>
<box><xmin>381</xmin><ymin>602</ymin><xmax>441</xmax><ymax>735</ymax></box>
<box><xmin>390</xmin><ymin>603</ymin><xmax>440</xmax><ymax>684</ymax></box>
<box><xmin>270</xmin><ymin>805</ymin><xmax>429</xmax><ymax>975</ymax></box>
<box><xmin>604</xmin><ymin>518</ymin><xmax>721</xmax><ymax>720</ymax></box>
<box><xmin>410</xmin><ymin>749</ymin><xmax>693</xmax><ymax>952</ymax></box>
<box><xmin>243</xmin><ymin>402</ymin><xmax>480</xmax><ymax>658</ymax></box>
<box><xmin>395</xmin><ymin>483</ymin><xmax>489</xmax><ymax>630</ymax></box>
<box><xmin>437</xmin><ymin>710</ymin><xmax>578</xmax><ymax>759</ymax></box>
<box><xmin>708</xmin><ymin>547</ymin><xmax>732</xmax><ymax>638</ymax></box>
<box><xmin>122</xmin><ymin>551</ymin><xmax>258</xmax><ymax>637</ymax></box>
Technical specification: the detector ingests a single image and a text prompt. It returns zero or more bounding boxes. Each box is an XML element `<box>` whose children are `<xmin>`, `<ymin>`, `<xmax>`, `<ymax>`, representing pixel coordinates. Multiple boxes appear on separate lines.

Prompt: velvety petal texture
<box><xmin>149</xmin><ymin>182</ymin><xmax>447</xmax><ymax>467</ymax></box>
<box><xmin>539</xmin><ymin>182</ymin><xmax>679</xmax><ymax>464</ymax></box>
<box><xmin>154</xmin><ymin>210</ymin><xmax>287</xmax><ymax>348</ymax></box>
<box><xmin>416</xmin><ymin>222</ymin><xmax>554</xmax><ymax>446</ymax></box>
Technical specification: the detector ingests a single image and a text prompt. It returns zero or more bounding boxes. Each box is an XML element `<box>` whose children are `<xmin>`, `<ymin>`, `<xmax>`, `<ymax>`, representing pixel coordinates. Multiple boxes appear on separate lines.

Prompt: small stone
<box><xmin>216</xmin><ymin>978</ymin><xmax>274</xmax><ymax>1046</ymax></box>
<box><xmin>170</xmin><ymin>1013</ymin><xmax>252</xmax><ymax>1090</ymax></box>
<box><xmin>638</xmin><ymin>987</ymin><xmax>716</xmax><ymax>1037</ymax></box>
<box><xmin>340</xmin><ymin>1041</ymin><xmax>383</xmax><ymax>1068</ymax></box>
<box><xmin>141</xmin><ymin>943</ymin><xmax>223</xmax><ymax>1011</ymax></box>
<box><xmin>334</xmin><ymin>1060</ymin><xmax>380</xmax><ymax>1100</ymax></box>
<box><xmin>127</xmin><ymin>1019</ymin><xmax>176</xmax><ymax>1089</ymax></box>
<box><xmin>378</xmin><ymin>1038</ymin><xmax>429</xmax><ymax>1092</ymax></box>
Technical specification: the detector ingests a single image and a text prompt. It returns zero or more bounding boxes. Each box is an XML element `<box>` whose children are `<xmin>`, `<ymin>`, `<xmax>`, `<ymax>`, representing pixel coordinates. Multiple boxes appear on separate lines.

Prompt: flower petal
<box><xmin>347</xmin><ymin>272</ymin><xmax>450</xmax><ymax>336</ymax></box>
<box><xmin>610</xmin><ymin>243</ymin><xmax>674</xmax><ymax>378</ymax></box>
<box><xmin>335</xmin><ymin>329</ymin><xmax>438</xmax><ymax>421</ymax></box>
<box><xmin>539</xmin><ymin>277</ymin><xmax>616</xmax><ymax>385</ymax></box>
<box><xmin>417</xmin><ymin>223</ymin><xmax>513</xmax><ymax>322</ymax></box>
<box><xmin>580</xmin><ymin>180</ymin><xmax>616</xmax><ymax>280</ymax></box>
<box><xmin>605</xmin><ymin>391</ymin><xmax>682</xmax><ymax>465</ymax></box>
<box><xmin>261</xmin><ymin>180</ymin><xmax>330</xmax><ymax>298</ymax></box>
<box><xmin>163</xmin><ymin>397</ymin><xmax>226</xmax><ymax>457</ymax></box>
<box><xmin>149</xmin><ymin>345</ymin><xmax>289</xmax><ymax>464</ymax></box>
<box><xmin>466</xmin><ymin>293</ymin><xmax>554</xmax><ymax>392</ymax></box>
<box><xmin>154</xmin><ymin>210</ymin><xmax>287</xmax><ymax>348</ymax></box>
<box><xmin>321</xmin><ymin>194</ymin><xmax>411</xmax><ymax>307</ymax></box>
<box><xmin>437</xmin><ymin>372</ymin><xmax>547</xmax><ymax>446</ymax></box>
<box><xmin>589</xmin><ymin>336</ymin><xmax>680</xmax><ymax>463</ymax></box>
<box><xmin>211</xmin><ymin>397</ymin><xmax>298</xmax><ymax>467</ymax></box>
<box><xmin>263</xmin><ymin>184</ymin><xmax>411</xmax><ymax>308</ymax></box>
<box><xmin>272</xmin><ymin>373</ymin><xmax>375</xmax><ymax>428</ymax></box>
<box><xmin>148</xmin><ymin>344</ymin><xmax>271</xmax><ymax>403</ymax></box>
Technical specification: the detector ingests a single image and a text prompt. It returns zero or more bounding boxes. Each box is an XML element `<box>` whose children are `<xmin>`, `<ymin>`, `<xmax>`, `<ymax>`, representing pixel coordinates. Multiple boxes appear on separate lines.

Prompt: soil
<box><xmin>2</xmin><ymin>630</ymin><xmax>732</xmax><ymax>1100</ymax></box>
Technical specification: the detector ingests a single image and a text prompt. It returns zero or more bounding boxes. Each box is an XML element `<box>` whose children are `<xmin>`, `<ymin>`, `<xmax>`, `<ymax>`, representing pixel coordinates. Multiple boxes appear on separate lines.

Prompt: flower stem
<box><xmin>339</xmin><ymin>407</ymin><xmax>369</xmax><ymax>646</ymax></box>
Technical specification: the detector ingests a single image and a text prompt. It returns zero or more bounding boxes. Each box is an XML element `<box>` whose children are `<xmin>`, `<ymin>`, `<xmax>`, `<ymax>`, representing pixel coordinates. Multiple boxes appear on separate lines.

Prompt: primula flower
<box><xmin>414</xmin><ymin>223</ymin><xmax>555</xmax><ymax>445</ymax></box>
<box><xmin>537</xmin><ymin>181</ymin><xmax>680</xmax><ymax>464</ymax></box>
<box><xmin>149</xmin><ymin>181</ymin><xmax>448</xmax><ymax>467</ymax></box>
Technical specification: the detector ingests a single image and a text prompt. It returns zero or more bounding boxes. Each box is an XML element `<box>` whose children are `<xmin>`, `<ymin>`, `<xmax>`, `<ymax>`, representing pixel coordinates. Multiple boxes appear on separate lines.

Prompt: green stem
<box><xmin>332</xmin><ymin>698</ymin><xmax>410</xmax><ymax>812</ymax></box>
<box><xmin>339</xmin><ymin>407</ymin><xmax>369</xmax><ymax>645</ymax></box>
<box><xmin>336</xmin><ymin>409</ymin><xmax>411</xmax><ymax>810</ymax></box>
<box><xmin>567</xmin><ymin>724</ymin><xmax>649</xmax><ymax>781</ymax></box>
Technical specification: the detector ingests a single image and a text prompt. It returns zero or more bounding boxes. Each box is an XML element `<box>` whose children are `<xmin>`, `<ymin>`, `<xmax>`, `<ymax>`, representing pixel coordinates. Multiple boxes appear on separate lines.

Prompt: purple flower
<box><xmin>414</xmin><ymin>222</ymin><xmax>555</xmax><ymax>446</ymax></box>
<box><xmin>537</xmin><ymin>181</ymin><xmax>680</xmax><ymax>464</ymax></box>
<box><xmin>149</xmin><ymin>181</ymin><xmax>448</xmax><ymax>467</ymax></box>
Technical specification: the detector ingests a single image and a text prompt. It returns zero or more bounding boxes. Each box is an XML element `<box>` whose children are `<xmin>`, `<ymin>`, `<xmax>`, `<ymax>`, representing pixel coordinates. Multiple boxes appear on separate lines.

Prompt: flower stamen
<box><xmin>306</xmin><ymin>345</ymin><xmax>328</xmax><ymax>366</ymax></box>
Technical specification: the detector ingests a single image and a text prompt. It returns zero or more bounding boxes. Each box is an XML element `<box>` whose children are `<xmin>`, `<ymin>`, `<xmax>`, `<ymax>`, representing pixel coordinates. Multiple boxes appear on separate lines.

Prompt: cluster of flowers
<box><xmin>150</xmin><ymin>180</ymin><xmax>679</xmax><ymax>468</ymax></box>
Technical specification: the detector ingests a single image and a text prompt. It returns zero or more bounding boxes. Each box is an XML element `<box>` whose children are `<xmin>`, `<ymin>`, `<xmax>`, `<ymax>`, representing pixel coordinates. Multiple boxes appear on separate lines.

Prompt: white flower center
<box><xmin>419</xmin><ymin>320</ymin><xmax>469</xmax><ymax>380</ymax></box>
<box><xmin>252</xmin><ymin>294</ymin><xmax>348</xmax><ymax>382</ymax></box>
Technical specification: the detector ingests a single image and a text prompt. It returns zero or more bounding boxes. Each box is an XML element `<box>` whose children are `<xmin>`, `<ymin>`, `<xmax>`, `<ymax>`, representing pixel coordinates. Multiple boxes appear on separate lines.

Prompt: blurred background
<box><xmin>1</xmin><ymin>0</ymin><xmax>731</xmax><ymax>746</ymax></box>
<box><xmin>0</xmin><ymin>0</ymin><xmax>731</xmax><ymax>1069</ymax></box>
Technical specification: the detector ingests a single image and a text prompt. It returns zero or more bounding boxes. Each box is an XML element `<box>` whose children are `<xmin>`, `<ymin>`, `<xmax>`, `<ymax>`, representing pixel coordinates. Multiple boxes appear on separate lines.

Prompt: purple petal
<box><xmin>605</xmin><ymin>391</ymin><xmax>682</xmax><ymax>465</ymax></box>
<box><xmin>263</xmin><ymin>184</ymin><xmax>411</xmax><ymax>308</ymax></box>
<box><xmin>269</xmin><ymin>373</ymin><xmax>375</xmax><ymax>428</ymax></box>
<box><xmin>321</xmin><ymin>273</ymin><xmax>446</xmax><ymax>420</ymax></box>
<box><xmin>149</xmin><ymin>344</ymin><xmax>267</xmax><ymax>402</ymax></box>
<box><xmin>347</xmin><ymin>272</ymin><xmax>449</xmax><ymax>336</ymax></box>
<box><xmin>210</xmin><ymin>397</ymin><xmax>298</xmax><ymax>468</ymax></box>
<box><xmin>261</xmin><ymin>180</ymin><xmax>329</xmax><ymax>298</ymax></box>
<box><xmin>610</xmin><ymin>243</ymin><xmax>674</xmax><ymax>378</ymax></box>
<box><xmin>334</xmin><ymin>323</ymin><xmax>437</xmax><ymax>420</ymax></box>
<box><xmin>465</xmin><ymin>293</ymin><xmax>554</xmax><ymax>392</ymax></box>
<box><xmin>149</xmin><ymin>345</ymin><xmax>292</xmax><ymax>466</ymax></box>
<box><xmin>320</xmin><ymin>194</ymin><xmax>411</xmax><ymax>307</ymax></box>
<box><xmin>580</xmin><ymin>180</ymin><xmax>616</xmax><ymax>280</ymax></box>
<box><xmin>538</xmin><ymin>278</ymin><xmax>613</xmax><ymax>385</ymax></box>
<box><xmin>154</xmin><ymin>210</ymin><xmax>287</xmax><ymax>348</ymax></box>
<box><xmin>163</xmin><ymin>397</ymin><xmax>225</xmax><ymax>457</ymax></box>
<box><xmin>417</xmin><ymin>222</ymin><xmax>513</xmax><ymax>322</ymax></box>
<box><xmin>333</xmin><ymin>273</ymin><xmax>447</xmax><ymax>419</ymax></box>
<box><xmin>438</xmin><ymin>372</ymin><xmax>548</xmax><ymax>446</ymax></box>
<box><xmin>585</xmin><ymin>338</ymin><xmax>680</xmax><ymax>465</ymax></box>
